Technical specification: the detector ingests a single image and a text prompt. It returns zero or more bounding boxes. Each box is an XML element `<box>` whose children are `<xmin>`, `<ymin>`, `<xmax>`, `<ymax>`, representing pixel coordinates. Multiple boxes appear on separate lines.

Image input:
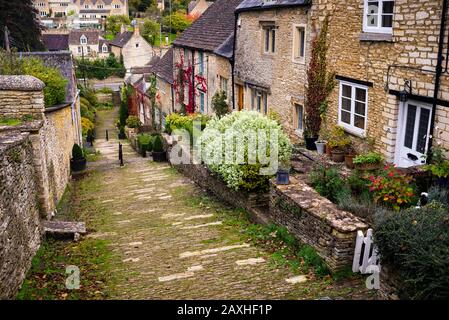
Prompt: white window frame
<box><xmin>294</xmin><ymin>103</ymin><xmax>304</xmax><ymax>134</ymax></box>
<box><xmin>292</xmin><ymin>24</ymin><xmax>306</xmax><ymax>63</ymax></box>
<box><xmin>363</xmin><ymin>0</ymin><xmax>394</xmax><ymax>34</ymax></box>
<box><xmin>338</xmin><ymin>81</ymin><xmax>369</xmax><ymax>137</ymax></box>
<box><xmin>102</xmin><ymin>43</ymin><xmax>108</xmax><ymax>53</ymax></box>
<box><xmin>80</xmin><ymin>35</ymin><xmax>87</xmax><ymax>45</ymax></box>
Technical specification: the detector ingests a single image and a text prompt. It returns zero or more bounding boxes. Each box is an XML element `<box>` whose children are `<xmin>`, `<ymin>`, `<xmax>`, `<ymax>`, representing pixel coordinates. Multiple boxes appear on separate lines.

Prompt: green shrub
<box><xmin>80</xmin><ymin>102</ymin><xmax>95</xmax><ymax>123</ymax></box>
<box><xmin>298</xmin><ymin>245</ymin><xmax>329</xmax><ymax>277</ymax></box>
<box><xmin>427</xmin><ymin>186</ymin><xmax>449</xmax><ymax>207</ymax></box>
<box><xmin>165</xmin><ymin>113</ymin><xmax>209</xmax><ymax>136</ymax></box>
<box><xmin>81</xmin><ymin>117</ymin><xmax>95</xmax><ymax>136</ymax></box>
<box><xmin>72</xmin><ymin>144</ymin><xmax>84</xmax><ymax>159</ymax></box>
<box><xmin>137</xmin><ymin>134</ymin><xmax>153</xmax><ymax>152</ymax></box>
<box><xmin>425</xmin><ymin>146</ymin><xmax>449</xmax><ymax>178</ymax></box>
<box><xmin>211</xmin><ymin>91</ymin><xmax>229</xmax><ymax>117</ymax></box>
<box><xmin>374</xmin><ymin>201</ymin><xmax>449</xmax><ymax>299</ymax></box>
<box><xmin>119</xmin><ymin>100</ymin><xmax>129</xmax><ymax>127</ymax></box>
<box><xmin>200</xmin><ymin>111</ymin><xmax>292</xmax><ymax>192</ymax></box>
<box><xmin>353</xmin><ymin>152</ymin><xmax>383</xmax><ymax>165</ymax></box>
<box><xmin>126</xmin><ymin>116</ymin><xmax>141</xmax><ymax>128</ymax></box>
<box><xmin>79</xmin><ymin>85</ymin><xmax>99</xmax><ymax>108</ymax></box>
<box><xmin>153</xmin><ymin>135</ymin><xmax>164</xmax><ymax>152</ymax></box>
<box><xmin>76</xmin><ymin>54</ymin><xmax>125</xmax><ymax>80</ymax></box>
<box><xmin>310</xmin><ymin>166</ymin><xmax>349</xmax><ymax>203</ymax></box>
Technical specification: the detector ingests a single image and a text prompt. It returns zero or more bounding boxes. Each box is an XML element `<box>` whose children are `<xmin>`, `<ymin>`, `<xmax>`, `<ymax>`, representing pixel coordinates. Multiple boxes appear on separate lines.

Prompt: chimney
<box><xmin>120</xmin><ymin>24</ymin><xmax>126</xmax><ymax>34</ymax></box>
<box><xmin>134</xmin><ymin>23</ymin><xmax>140</xmax><ymax>36</ymax></box>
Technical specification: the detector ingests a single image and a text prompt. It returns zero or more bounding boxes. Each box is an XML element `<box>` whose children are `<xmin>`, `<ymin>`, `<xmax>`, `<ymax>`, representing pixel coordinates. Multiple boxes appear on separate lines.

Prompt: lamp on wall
<box><xmin>399</xmin><ymin>80</ymin><xmax>412</xmax><ymax>102</ymax></box>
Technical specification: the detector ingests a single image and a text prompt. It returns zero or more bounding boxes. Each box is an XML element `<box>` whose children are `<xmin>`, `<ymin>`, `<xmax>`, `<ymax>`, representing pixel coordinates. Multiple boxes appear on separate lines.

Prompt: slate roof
<box><xmin>109</xmin><ymin>31</ymin><xmax>133</xmax><ymax>48</ymax></box>
<box><xmin>236</xmin><ymin>0</ymin><xmax>310</xmax><ymax>12</ymax></box>
<box><xmin>129</xmin><ymin>55</ymin><xmax>161</xmax><ymax>75</ymax></box>
<box><xmin>43</xmin><ymin>34</ymin><xmax>69</xmax><ymax>51</ymax></box>
<box><xmin>173</xmin><ymin>0</ymin><xmax>243</xmax><ymax>57</ymax></box>
<box><xmin>152</xmin><ymin>48</ymin><xmax>174</xmax><ymax>84</ymax></box>
<box><xmin>68</xmin><ymin>30</ymin><xmax>100</xmax><ymax>45</ymax></box>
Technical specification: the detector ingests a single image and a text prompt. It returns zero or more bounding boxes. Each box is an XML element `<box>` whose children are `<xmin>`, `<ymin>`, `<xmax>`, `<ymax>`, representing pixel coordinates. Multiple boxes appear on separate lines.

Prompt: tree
<box><xmin>162</xmin><ymin>11</ymin><xmax>192</xmax><ymax>34</ymax></box>
<box><xmin>0</xmin><ymin>0</ymin><xmax>44</xmax><ymax>51</ymax></box>
<box><xmin>138</xmin><ymin>0</ymin><xmax>154</xmax><ymax>12</ymax></box>
<box><xmin>106</xmin><ymin>15</ymin><xmax>131</xmax><ymax>35</ymax></box>
<box><xmin>142</xmin><ymin>19</ymin><xmax>160</xmax><ymax>44</ymax></box>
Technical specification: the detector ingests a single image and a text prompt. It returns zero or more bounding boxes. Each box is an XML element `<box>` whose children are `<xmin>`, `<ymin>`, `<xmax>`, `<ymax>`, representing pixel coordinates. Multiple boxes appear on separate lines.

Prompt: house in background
<box><xmin>68</xmin><ymin>29</ymin><xmax>109</xmax><ymax>58</ymax></box>
<box><xmin>187</xmin><ymin>0</ymin><xmax>213</xmax><ymax>19</ymax></box>
<box><xmin>173</xmin><ymin>0</ymin><xmax>243</xmax><ymax>115</ymax></box>
<box><xmin>234</xmin><ymin>0</ymin><xmax>311</xmax><ymax>141</ymax></box>
<box><xmin>109</xmin><ymin>24</ymin><xmax>155</xmax><ymax>71</ymax></box>
<box><xmin>42</xmin><ymin>33</ymin><xmax>70</xmax><ymax>51</ymax></box>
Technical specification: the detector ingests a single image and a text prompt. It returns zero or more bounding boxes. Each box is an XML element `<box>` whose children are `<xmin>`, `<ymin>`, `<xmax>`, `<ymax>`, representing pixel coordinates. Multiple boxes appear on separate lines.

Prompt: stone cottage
<box><xmin>152</xmin><ymin>48</ymin><xmax>175</xmax><ymax>121</ymax></box>
<box><xmin>172</xmin><ymin>0</ymin><xmax>243</xmax><ymax>115</ymax></box>
<box><xmin>68</xmin><ymin>29</ymin><xmax>110</xmax><ymax>58</ymax></box>
<box><xmin>109</xmin><ymin>24</ymin><xmax>155</xmax><ymax>71</ymax></box>
<box><xmin>234</xmin><ymin>0</ymin><xmax>311</xmax><ymax>141</ymax></box>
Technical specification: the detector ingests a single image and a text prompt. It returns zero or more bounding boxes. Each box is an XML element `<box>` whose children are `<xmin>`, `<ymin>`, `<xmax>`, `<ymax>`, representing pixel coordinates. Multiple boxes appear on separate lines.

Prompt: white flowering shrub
<box><xmin>198</xmin><ymin>111</ymin><xmax>292</xmax><ymax>192</ymax></box>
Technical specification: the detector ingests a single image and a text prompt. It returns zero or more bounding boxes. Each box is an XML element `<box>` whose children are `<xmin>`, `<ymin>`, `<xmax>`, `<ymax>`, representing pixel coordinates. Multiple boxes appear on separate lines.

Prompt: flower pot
<box><xmin>305</xmin><ymin>137</ymin><xmax>318</xmax><ymax>150</ymax></box>
<box><xmin>315</xmin><ymin>141</ymin><xmax>326</xmax><ymax>155</ymax></box>
<box><xmin>276</xmin><ymin>169</ymin><xmax>290</xmax><ymax>185</ymax></box>
<box><xmin>152</xmin><ymin>151</ymin><xmax>167</xmax><ymax>162</ymax></box>
<box><xmin>331</xmin><ymin>149</ymin><xmax>345</xmax><ymax>163</ymax></box>
<box><xmin>345</xmin><ymin>153</ymin><xmax>356</xmax><ymax>169</ymax></box>
<box><xmin>355</xmin><ymin>162</ymin><xmax>382</xmax><ymax>171</ymax></box>
<box><xmin>70</xmin><ymin>157</ymin><xmax>87</xmax><ymax>172</ymax></box>
<box><xmin>326</xmin><ymin>144</ymin><xmax>333</xmax><ymax>156</ymax></box>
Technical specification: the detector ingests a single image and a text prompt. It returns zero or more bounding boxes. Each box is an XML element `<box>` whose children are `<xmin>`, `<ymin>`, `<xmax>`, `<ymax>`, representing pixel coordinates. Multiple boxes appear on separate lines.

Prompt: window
<box><xmin>338</xmin><ymin>81</ymin><xmax>368</xmax><ymax>136</ymax></box>
<box><xmin>102</xmin><ymin>43</ymin><xmax>108</xmax><ymax>53</ymax></box>
<box><xmin>78</xmin><ymin>46</ymin><xmax>82</xmax><ymax>54</ymax></box>
<box><xmin>84</xmin><ymin>4</ymin><xmax>89</xmax><ymax>9</ymax></box>
<box><xmin>97</xmin><ymin>4</ymin><xmax>104</xmax><ymax>9</ymax></box>
<box><xmin>251</xmin><ymin>89</ymin><xmax>268</xmax><ymax>114</ymax></box>
<box><xmin>135</xmin><ymin>43</ymin><xmax>139</xmax><ymax>48</ymax></box>
<box><xmin>263</xmin><ymin>26</ymin><xmax>276</xmax><ymax>53</ymax></box>
<box><xmin>199</xmin><ymin>91</ymin><xmax>205</xmax><ymax>113</ymax></box>
<box><xmin>198</xmin><ymin>51</ymin><xmax>204</xmax><ymax>75</ymax></box>
<box><xmin>80</xmin><ymin>35</ymin><xmax>87</xmax><ymax>44</ymax></box>
<box><xmin>87</xmin><ymin>46</ymin><xmax>91</xmax><ymax>54</ymax></box>
<box><xmin>220</xmin><ymin>76</ymin><xmax>228</xmax><ymax>93</ymax></box>
<box><xmin>114</xmin><ymin>4</ymin><xmax>121</xmax><ymax>9</ymax></box>
<box><xmin>364</xmin><ymin>0</ymin><xmax>394</xmax><ymax>34</ymax></box>
<box><xmin>294</xmin><ymin>104</ymin><xmax>304</xmax><ymax>132</ymax></box>
<box><xmin>293</xmin><ymin>25</ymin><xmax>306</xmax><ymax>62</ymax></box>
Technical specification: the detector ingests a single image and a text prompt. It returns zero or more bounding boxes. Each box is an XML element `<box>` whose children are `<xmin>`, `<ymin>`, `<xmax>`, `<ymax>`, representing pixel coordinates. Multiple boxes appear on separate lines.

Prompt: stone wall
<box><xmin>0</xmin><ymin>131</ymin><xmax>42</xmax><ymax>299</ymax></box>
<box><xmin>269</xmin><ymin>177</ymin><xmax>368</xmax><ymax>271</ymax></box>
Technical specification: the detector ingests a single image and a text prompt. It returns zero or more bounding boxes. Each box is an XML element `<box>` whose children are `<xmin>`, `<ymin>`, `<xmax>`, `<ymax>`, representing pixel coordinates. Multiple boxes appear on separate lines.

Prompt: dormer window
<box><xmin>80</xmin><ymin>35</ymin><xmax>87</xmax><ymax>45</ymax></box>
<box><xmin>102</xmin><ymin>43</ymin><xmax>108</xmax><ymax>53</ymax></box>
<box><xmin>363</xmin><ymin>0</ymin><xmax>394</xmax><ymax>34</ymax></box>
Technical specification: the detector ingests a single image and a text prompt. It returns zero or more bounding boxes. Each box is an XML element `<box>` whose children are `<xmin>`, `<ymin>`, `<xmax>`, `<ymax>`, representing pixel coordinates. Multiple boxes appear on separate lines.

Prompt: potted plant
<box><xmin>137</xmin><ymin>134</ymin><xmax>153</xmax><ymax>158</ymax></box>
<box><xmin>70</xmin><ymin>143</ymin><xmax>87</xmax><ymax>172</ymax></box>
<box><xmin>424</xmin><ymin>146</ymin><xmax>449</xmax><ymax>187</ymax></box>
<box><xmin>152</xmin><ymin>134</ymin><xmax>166</xmax><ymax>162</ymax></box>
<box><xmin>353</xmin><ymin>152</ymin><xmax>384</xmax><ymax>171</ymax></box>
<box><xmin>276</xmin><ymin>159</ymin><xmax>291</xmax><ymax>185</ymax></box>
<box><xmin>125</xmin><ymin>115</ymin><xmax>141</xmax><ymax>136</ymax></box>
<box><xmin>327</xmin><ymin>126</ymin><xmax>350</xmax><ymax>163</ymax></box>
<box><xmin>345</xmin><ymin>146</ymin><xmax>357</xmax><ymax>169</ymax></box>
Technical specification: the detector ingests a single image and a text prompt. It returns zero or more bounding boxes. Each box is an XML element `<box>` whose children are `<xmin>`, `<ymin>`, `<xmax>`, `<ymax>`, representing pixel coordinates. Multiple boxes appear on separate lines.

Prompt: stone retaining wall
<box><xmin>269</xmin><ymin>177</ymin><xmax>368</xmax><ymax>271</ymax></box>
<box><xmin>0</xmin><ymin>131</ymin><xmax>42</xmax><ymax>299</ymax></box>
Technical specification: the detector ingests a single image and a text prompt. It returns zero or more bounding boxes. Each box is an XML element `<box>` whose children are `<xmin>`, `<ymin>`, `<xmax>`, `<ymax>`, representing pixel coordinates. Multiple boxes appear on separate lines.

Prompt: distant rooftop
<box><xmin>236</xmin><ymin>0</ymin><xmax>311</xmax><ymax>12</ymax></box>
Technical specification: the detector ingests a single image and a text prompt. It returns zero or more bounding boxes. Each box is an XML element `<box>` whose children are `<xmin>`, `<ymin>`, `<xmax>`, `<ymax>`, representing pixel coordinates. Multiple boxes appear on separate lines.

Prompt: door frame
<box><xmin>237</xmin><ymin>85</ymin><xmax>244</xmax><ymax>111</ymax></box>
<box><xmin>394</xmin><ymin>99</ymin><xmax>433</xmax><ymax>167</ymax></box>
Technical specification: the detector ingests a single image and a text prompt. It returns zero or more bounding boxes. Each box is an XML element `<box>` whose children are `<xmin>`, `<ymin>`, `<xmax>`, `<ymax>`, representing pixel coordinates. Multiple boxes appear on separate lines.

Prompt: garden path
<box><xmin>81</xmin><ymin>109</ymin><xmax>373</xmax><ymax>299</ymax></box>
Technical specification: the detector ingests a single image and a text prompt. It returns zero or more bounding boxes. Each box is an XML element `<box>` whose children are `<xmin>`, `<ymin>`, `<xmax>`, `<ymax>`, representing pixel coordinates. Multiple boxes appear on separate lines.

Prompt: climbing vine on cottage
<box><xmin>173</xmin><ymin>51</ymin><xmax>207</xmax><ymax>114</ymax></box>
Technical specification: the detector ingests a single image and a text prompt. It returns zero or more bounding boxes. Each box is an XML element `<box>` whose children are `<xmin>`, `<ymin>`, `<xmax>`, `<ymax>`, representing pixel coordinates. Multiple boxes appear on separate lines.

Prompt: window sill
<box><xmin>359</xmin><ymin>32</ymin><xmax>393</xmax><ymax>42</ymax></box>
<box><xmin>339</xmin><ymin>122</ymin><xmax>366</xmax><ymax>138</ymax></box>
<box><xmin>292</xmin><ymin>58</ymin><xmax>306</xmax><ymax>65</ymax></box>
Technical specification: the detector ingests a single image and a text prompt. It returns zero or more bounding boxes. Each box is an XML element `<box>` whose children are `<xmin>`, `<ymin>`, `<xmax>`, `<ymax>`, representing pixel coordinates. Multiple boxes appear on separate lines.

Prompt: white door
<box><xmin>396</xmin><ymin>101</ymin><xmax>432</xmax><ymax>168</ymax></box>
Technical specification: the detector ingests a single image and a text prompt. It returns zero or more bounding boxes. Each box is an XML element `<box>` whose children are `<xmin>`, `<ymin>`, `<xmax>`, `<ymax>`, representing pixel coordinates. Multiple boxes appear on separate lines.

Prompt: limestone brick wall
<box><xmin>122</xmin><ymin>33</ymin><xmax>154</xmax><ymax>70</ymax></box>
<box><xmin>309</xmin><ymin>0</ymin><xmax>449</xmax><ymax>161</ymax></box>
<box><xmin>156</xmin><ymin>77</ymin><xmax>174</xmax><ymax>116</ymax></box>
<box><xmin>235</xmin><ymin>7</ymin><xmax>311</xmax><ymax>142</ymax></box>
<box><xmin>0</xmin><ymin>132</ymin><xmax>42</xmax><ymax>299</ymax></box>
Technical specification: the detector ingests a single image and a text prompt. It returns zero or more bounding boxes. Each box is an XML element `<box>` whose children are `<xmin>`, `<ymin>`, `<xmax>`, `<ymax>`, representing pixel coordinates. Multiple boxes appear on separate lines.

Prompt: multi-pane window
<box><xmin>251</xmin><ymin>89</ymin><xmax>268</xmax><ymax>114</ymax></box>
<box><xmin>80</xmin><ymin>35</ymin><xmax>87</xmax><ymax>44</ymax></box>
<box><xmin>220</xmin><ymin>76</ymin><xmax>228</xmax><ymax>93</ymax></box>
<box><xmin>114</xmin><ymin>4</ymin><xmax>121</xmax><ymax>8</ymax></box>
<box><xmin>102</xmin><ymin>44</ymin><xmax>108</xmax><ymax>53</ymax></box>
<box><xmin>263</xmin><ymin>26</ymin><xmax>276</xmax><ymax>53</ymax></box>
<box><xmin>198</xmin><ymin>51</ymin><xmax>204</xmax><ymax>75</ymax></box>
<box><xmin>364</xmin><ymin>0</ymin><xmax>394</xmax><ymax>33</ymax></box>
<box><xmin>293</xmin><ymin>25</ymin><xmax>306</xmax><ymax>62</ymax></box>
<box><xmin>199</xmin><ymin>91</ymin><xmax>205</xmax><ymax>113</ymax></box>
<box><xmin>338</xmin><ymin>81</ymin><xmax>368</xmax><ymax>136</ymax></box>
<box><xmin>97</xmin><ymin>4</ymin><xmax>104</xmax><ymax>9</ymax></box>
<box><xmin>294</xmin><ymin>104</ymin><xmax>304</xmax><ymax>132</ymax></box>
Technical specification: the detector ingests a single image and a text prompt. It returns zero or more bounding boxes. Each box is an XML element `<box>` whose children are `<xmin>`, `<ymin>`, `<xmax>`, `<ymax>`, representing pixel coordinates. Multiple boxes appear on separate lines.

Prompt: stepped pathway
<box><xmin>82</xmin><ymin>109</ymin><xmax>372</xmax><ymax>299</ymax></box>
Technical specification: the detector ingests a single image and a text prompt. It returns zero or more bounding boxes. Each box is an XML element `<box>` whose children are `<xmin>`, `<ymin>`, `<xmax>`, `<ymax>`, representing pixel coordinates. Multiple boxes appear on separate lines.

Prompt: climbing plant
<box><xmin>173</xmin><ymin>51</ymin><xmax>207</xmax><ymax>114</ymax></box>
<box><xmin>304</xmin><ymin>15</ymin><xmax>335</xmax><ymax>138</ymax></box>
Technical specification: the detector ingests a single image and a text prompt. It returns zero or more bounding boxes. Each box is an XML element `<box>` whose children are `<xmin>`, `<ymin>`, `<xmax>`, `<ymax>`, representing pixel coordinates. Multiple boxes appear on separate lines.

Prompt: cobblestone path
<box><xmin>82</xmin><ymin>109</ymin><xmax>373</xmax><ymax>300</ymax></box>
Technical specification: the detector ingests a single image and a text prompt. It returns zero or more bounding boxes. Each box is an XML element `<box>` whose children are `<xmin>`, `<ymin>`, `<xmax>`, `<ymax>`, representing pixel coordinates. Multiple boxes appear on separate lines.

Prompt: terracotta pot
<box><xmin>326</xmin><ymin>144</ymin><xmax>333</xmax><ymax>156</ymax></box>
<box><xmin>345</xmin><ymin>153</ymin><xmax>356</xmax><ymax>169</ymax></box>
<box><xmin>331</xmin><ymin>149</ymin><xmax>345</xmax><ymax>163</ymax></box>
<box><xmin>355</xmin><ymin>162</ymin><xmax>382</xmax><ymax>171</ymax></box>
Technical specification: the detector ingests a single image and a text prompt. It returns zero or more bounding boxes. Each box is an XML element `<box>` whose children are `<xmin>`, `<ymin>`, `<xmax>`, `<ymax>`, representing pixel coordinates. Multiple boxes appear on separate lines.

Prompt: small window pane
<box><xmin>265</xmin><ymin>29</ymin><xmax>270</xmax><ymax>52</ymax></box>
<box><xmin>355</xmin><ymin>101</ymin><xmax>366</xmax><ymax>116</ymax></box>
<box><xmin>299</xmin><ymin>27</ymin><xmax>305</xmax><ymax>58</ymax></box>
<box><xmin>341</xmin><ymin>111</ymin><xmax>351</xmax><ymax>124</ymax></box>
<box><xmin>271</xmin><ymin>29</ymin><xmax>276</xmax><ymax>52</ymax></box>
<box><xmin>382</xmin><ymin>1</ymin><xmax>394</xmax><ymax>14</ymax></box>
<box><xmin>416</xmin><ymin>108</ymin><xmax>430</xmax><ymax>153</ymax></box>
<box><xmin>355</xmin><ymin>115</ymin><xmax>365</xmax><ymax>130</ymax></box>
<box><xmin>367</xmin><ymin>1</ymin><xmax>379</xmax><ymax>13</ymax></box>
<box><xmin>382</xmin><ymin>15</ymin><xmax>393</xmax><ymax>28</ymax></box>
<box><xmin>404</xmin><ymin>104</ymin><xmax>417</xmax><ymax>149</ymax></box>
<box><xmin>367</xmin><ymin>15</ymin><xmax>378</xmax><ymax>27</ymax></box>
<box><xmin>342</xmin><ymin>85</ymin><xmax>352</xmax><ymax>98</ymax></box>
<box><xmin>355</xmin><ymin>88</ymin><xmax>366</xmax><ymax>102</ymax></box>
<box><xmin>342</xmin><ymin>97</ymin><xmax>351</xmax><ymax>111</ymax></box>
<box><xmin>296</xmin><ymin>104</ymin><xmax>303</xmax><ymax>130</ymax></box>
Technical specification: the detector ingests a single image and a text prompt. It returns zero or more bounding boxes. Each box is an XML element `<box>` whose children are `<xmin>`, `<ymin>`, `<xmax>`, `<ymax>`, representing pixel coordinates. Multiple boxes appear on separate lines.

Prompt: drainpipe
<box><xmin>427</xmin><ymin>0</ymin><xmax>448</xmax><ymax>163</ymax></box>
<box><xmin>231</xmin><ymin>11</ymin><xmax>239</xmax><ymax>111</ymax></box>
